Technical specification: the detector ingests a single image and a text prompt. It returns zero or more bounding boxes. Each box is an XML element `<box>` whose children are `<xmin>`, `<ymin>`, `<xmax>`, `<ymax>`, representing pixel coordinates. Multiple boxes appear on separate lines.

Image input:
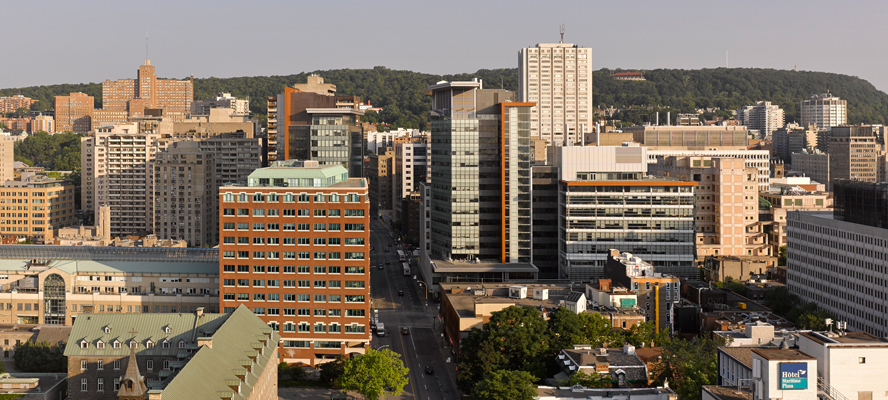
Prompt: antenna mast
<box><xmin>560</xmin><ymin>24</ymin><xmax>565</xmax><ymax>43</ymax></box>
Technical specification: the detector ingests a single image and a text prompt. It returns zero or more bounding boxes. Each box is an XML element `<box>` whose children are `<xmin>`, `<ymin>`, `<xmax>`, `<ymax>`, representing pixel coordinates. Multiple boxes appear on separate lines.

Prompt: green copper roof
<box><xmin>247</xmin><ymin>161</ymin><xmax>348</xmax><ymax>187</ymax></box>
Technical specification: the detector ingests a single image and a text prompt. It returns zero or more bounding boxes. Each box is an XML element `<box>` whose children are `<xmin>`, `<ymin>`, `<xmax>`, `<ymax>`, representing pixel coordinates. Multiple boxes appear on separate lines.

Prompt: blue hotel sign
<box><xmin>780</xmin><ymin>363</ymin><xmax>808</xmax><ymax>389</ymax></box>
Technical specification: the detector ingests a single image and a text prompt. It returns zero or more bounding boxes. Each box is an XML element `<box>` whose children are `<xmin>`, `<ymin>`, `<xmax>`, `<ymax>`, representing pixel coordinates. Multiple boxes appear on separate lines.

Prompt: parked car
<box><xmin>378</xmin><ymin>264</ymin><xmax>384</xmax><ymax>270</ymax></box>
<box><xmin>425</xmin><ymin>365</ymin><xmax>434</xmax><ymax>375</ymax></box>
<box><xmin>400</xmin><ymin>327</ymin><xmax>409</xmax><ymax>335</ymax></box>
<box><xmin>385</xmin><ymin>260</ymin><xmax>391</xmax><ymax>265</ymax></box>
<box><xmin>397</xmin><ymin>289</ymin><xmax>404</xmax><ymax>296</ymax></box>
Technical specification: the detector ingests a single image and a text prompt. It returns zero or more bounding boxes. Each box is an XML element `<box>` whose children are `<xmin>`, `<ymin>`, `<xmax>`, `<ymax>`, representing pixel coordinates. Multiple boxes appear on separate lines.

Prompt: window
<box><xmin>114</xmin><ymin>360</ymin><xmax>121</xmax><ymax>370</ymax></box>
<box><xmin>178</xmin><ymin>340</ymin><xmax>186</xmax><ymax>349</ymax></box>
<box><xmin>98</xmin><ymin>359</ymin><xmax>104</xmax><ymax>370</ymax></box>
<box><xmin>860</xmin><ymin>357</ymin><xmax>866</xmax><ymax>364</ymax></box>
<box><xmin>147</xmin><ymin>360</ymin><xmax>154</xmax><ymax>371</ymax></box>
<box><xmin>81</xmin><ymin>378</ymin><xmax>87</xmax><ymax>392</ymax></box>
<box><xmin>97</xmin><ymin>340</ymin><xmax>105</xmax><ymax>349</ymax></box>
<box><xmin>113</xmin><ymin>340</ymin><xmax>121</xmax><ymax>349</ymax></box>
<box><xmin>81</xmin><ymin>360</ymin><xmax>87</xmax><ymax>370</ymax></box>
<box><xmin>97</xmin><ymin>378</ymin><xmax>104</xmax><ymax>392</ymax></box>
<box><xmin>114</xmin><ymin>378</ymin><xmax>120</xmax><ymax>391</ymax></box>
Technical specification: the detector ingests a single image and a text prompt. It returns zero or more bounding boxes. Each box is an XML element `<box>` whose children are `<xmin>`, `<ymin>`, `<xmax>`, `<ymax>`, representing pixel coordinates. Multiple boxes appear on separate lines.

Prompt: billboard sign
<box><xmin>780</xmin><ymin>363</ymin><xmax>808</xmax><ymax>389</ymax></box>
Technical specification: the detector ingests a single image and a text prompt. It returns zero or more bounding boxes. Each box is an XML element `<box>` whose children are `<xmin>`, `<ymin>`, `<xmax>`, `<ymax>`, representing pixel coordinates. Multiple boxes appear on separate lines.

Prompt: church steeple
<box><xmin>117</xmin><ymin>338</ymin><xmax>147</xmax><ymax>399</ymax></box>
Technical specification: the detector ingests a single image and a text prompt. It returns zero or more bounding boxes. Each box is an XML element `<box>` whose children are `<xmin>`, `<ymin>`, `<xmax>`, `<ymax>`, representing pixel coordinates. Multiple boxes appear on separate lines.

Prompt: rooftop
<box><xmin>431</xmin><ymin>258</ymin><xmax>538</xmax><ymax>273</ymax></box>
<box><xmin>424</xmin><ymin>80</ymin><xmax>482</xmax><ymax>95</ymax></box>
<box><xmin>537</xmin><ymin>385</ymin><xmax>676</xmax><ymax>400</ymax></box>
<box><xmin>701</xmin><ymin>385</ymin><xmax>752</xmax><ymax>400</ymax></box>
<box><xmin>0</xmin><ymin>245</ymin><xmax>217</xmax><ymax>262</ymax></box>
<box><xmin>800</xmin><ymin>330</ymin><xmax>888</xmax><ymax>345</ymax></box>
<box><xmin>0</xmin><ymin>373</ymin><xmax>67</xmax><ymax>395</ymax></box>
<box><xmin>0</xmin><ymin>259</ymin><xmax>217</xmax><ymax>275</ymax></box>
<box><xmin>751</xmin><ymin>348</ymin><xmax>814</xmax><ymax>361</ymax></box>
<box><xmin>719</xmin><ymin>347</ymin><xmax>754</xmax><ymax>368</ymax></box>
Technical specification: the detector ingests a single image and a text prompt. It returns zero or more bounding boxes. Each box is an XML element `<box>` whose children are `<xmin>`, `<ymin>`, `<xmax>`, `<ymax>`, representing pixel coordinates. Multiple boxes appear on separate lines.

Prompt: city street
<box><xmin>369</xmin><ymin>218</ymin><xmax>460</xmax><ymax>400</ymax></box>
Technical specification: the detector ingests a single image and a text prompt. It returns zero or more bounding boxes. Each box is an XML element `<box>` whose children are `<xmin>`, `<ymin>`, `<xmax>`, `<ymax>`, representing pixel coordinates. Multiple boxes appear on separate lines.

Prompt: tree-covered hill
<box><xmin>3</xmin><ymin>66</ymin><xmax>887</xmax><ymax>129</ymax></box>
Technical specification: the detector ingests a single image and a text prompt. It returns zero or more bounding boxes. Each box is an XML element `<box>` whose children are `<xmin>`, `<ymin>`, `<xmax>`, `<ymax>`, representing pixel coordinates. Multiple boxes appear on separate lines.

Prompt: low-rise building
<box><xmin>798</xmin><ymin>330</ymin><xmax>888</xmax><ymax>400</ymax></box>
<box><xmin>703</xmin><ymin>256</ymin><xmax>777</xmax><ymax>283</ymax></box>
<box><xmin>64</xmin><ymin>305</ymin><xmax>278</xmax><ymax>400</ymax></box>
<box><xmin>554</xmin><ymin>344</ymin><xmax>652</xmax><ymax>387</ymax></box>
<box><xmin>0</xmin><ymin>372</ymin><xmax>67</xmax><ymax>400</ymax></box>
<box><xmin>604</xmin><ymin>251</ymin><xmax>680</xmax><ymax>333</ymax></box>
<box><xmin>538</xmin><ymin>386</ymin><xmax>676</xmax><ymax>400</ymax></box>
<box><xmin>0</xmin><ymin>246</ymin><xmax>219</xmax><ymax>325</ymax></box>
<box><xmin>704</xmin><ymin>348</ymin><xmax>818</xmax><ymax>400</ymax></box>
<box><xmin>0</xmin><ymin>173</ymin><xmax>76</xmax><ymax>244</ymax></box>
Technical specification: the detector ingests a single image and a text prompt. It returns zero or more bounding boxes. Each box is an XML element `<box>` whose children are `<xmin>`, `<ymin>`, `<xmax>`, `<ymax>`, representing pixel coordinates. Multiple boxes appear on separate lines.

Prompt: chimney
<box><xmin>147</xmin><ymin>390</ymin><xmax>164</xmax><ymax>400</ymax></box>
<box><xmin>197</xmin><ymin>337</ymin><xmax>213</xmax><ymax>349</ymax></box>
<box><xmin>599</xmin><ymin>279</ymin><xmax>611</xmax><ymax>292</ymax></box>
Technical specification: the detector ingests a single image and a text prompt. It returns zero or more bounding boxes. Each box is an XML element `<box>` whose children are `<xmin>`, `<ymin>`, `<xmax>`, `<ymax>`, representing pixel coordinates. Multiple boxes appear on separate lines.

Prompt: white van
<box><xmin>377</xmin><ymin>322</ymin><xmax>386</xmax><ymax>337</ymax></box>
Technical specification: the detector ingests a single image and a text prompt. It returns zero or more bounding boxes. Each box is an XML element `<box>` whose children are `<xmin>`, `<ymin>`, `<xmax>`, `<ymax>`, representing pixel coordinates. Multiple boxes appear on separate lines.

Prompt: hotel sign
<box><xmin>780</xmin><ymin>363</ymin><xmax>808</xmax><ymax>389</ymax></box>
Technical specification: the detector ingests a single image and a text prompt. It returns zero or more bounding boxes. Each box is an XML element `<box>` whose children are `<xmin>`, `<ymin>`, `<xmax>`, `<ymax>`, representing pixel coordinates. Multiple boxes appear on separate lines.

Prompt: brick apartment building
<box><xmin>99</xmin><ymin>59</ymin><xmax>193</xmax><ymax>126</ymax></box>
<box><xmin>218</xmin><ymin>160</ymin><xmax>370</xmax><ymax>365</ymax></box>
<box><xmin>0</xmin><ymin>95</ymin><xmax>36</xmax><ymax>113</ymax></box>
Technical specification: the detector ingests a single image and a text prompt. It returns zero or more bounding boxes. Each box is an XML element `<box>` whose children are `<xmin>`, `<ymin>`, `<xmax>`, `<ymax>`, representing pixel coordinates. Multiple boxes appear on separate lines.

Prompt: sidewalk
<box><xmin>279</xmin><ymin>387</ymin><xmax>360</xmax><ymax>400</ymax></box>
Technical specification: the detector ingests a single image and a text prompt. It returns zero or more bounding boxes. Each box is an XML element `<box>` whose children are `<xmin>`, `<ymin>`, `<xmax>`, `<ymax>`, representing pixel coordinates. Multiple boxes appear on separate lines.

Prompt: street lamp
<box><xmin>417</xmin><ymin>280</ymin><xmax>429</xmax><ymax>301</ymax></box>
<box><xmin>375</xmin><ymin>344</ymin><xmax>390</xmax><ymax>351</ymax></box>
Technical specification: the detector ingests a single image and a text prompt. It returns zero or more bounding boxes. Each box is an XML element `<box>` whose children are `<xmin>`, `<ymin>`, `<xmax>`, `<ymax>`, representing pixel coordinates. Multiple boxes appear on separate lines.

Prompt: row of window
<box><xmin>222</xmin><ymin>237</ymin><xmax>364</xmax><ymax>246</ymax></box>
<box><xmin>79</xmin><ymin>338</ymin><xmax>186</xmax><ymax>350</ymax></box>
<box><xmin>222</xmin><ymin>193</ymin><xmax>364</xmax><ymax>203</ymax></box>
<box><xmin>220</xmin><ymin>291</ymin><xmax>365</xmax><ymax>303</ymax></box>
<box><xmin>222</xmin><ymin>265</ymin><xmax>362</xmax><ymax>274</ymax></box>
<box><xmin>221</xmin><ymin>251</ymin><xmax>365</xmax><ymax>261</ymax></box>
<box><xmin>222</xmin><ymin>208</ymin><xmax>365</xmax><ymax>217</ymax></box>
<box><xmin>221</xmin><ymin>222</ymin><xmax>365</xmax><ymax>232</ymax></box>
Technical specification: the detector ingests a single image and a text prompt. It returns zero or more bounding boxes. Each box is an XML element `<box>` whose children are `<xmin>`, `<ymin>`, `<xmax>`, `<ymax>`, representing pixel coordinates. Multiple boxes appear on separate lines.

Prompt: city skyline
<box><xmin>3</xmin><ymin>1</ymin><xmax>888</xmax><ymax>92</ymax></box>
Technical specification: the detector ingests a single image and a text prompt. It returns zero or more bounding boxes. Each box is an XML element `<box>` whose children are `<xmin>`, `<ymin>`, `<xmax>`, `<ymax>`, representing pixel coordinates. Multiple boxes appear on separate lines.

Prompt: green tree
<box><xmin>338</xmin><ymin>349</ymin><xmax>409</xmax><ymax>400</ymax></box>
<box><xmin>456</xmin><ymin>306</ymin><xmax>553</xmax><ymax>392</ymax></box>
<box><xmin>624</xmin><ymin>322</ymin><xmax>670</xmax><ymax>348</ymax></box>
<box><xmin>319</xmin><ymin>356</ymin><xmax>346</xmax><ymax>385</ymax></box>
<box><xmin>655</xmin><ymin>336</ymin><xmax>725</xmax><ymax>400</ymax></box>
<box><xmin>564</xmin><ymin>370</ymin><xmax>612</xmax><ymax>388</ymax></box>
<box><xmin>778</xmin><ymin>246</ymin><xmax>787</xmax><ymax>266</ymax></box>
<box><xmin>13</xmin><ymin>340</ymin><xmax>65</xmax><ymax>372</ymax></box>
<box><xmin>471</xmin><ymin>370</ymin><xmax>537</xmax><ymax>400</ymax></box>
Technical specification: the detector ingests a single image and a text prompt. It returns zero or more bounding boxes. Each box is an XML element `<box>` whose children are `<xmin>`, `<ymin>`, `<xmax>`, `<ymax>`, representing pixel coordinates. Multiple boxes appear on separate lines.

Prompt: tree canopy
<box><xmin>3</xmin><ymin>66</ymin><xmax>887</xmax><ymax>131</ymax></box>
<box><xmin>653</xmin><ymin>336</ymin><xmax>726</xmax><ymax>400</ymax></box>
<box><xmin>14</xmin><ymin>340</ymin><xmax>65</xmax><ymax>372</ymax></box>
<box><xmin>471</xmin><ymin>370</ymin><xmax>537</xmax><ymax>400</ymax></box>
<box><xmin>338</xmin><ymin>348</ymin><xmax>409</xmax><ymax>400</ymax></box>
<box><xmin>13</xmin><ymin>131</ymin><xmax>81</xmax><ymax>171</ymax></box>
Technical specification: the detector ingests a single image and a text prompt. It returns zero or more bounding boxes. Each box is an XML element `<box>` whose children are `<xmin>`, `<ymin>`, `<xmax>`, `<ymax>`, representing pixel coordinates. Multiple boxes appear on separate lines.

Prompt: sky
<box><xmin>3</xmin><ymin>0</ymin><xmax>888</xmax><ymax>92</ymax></box>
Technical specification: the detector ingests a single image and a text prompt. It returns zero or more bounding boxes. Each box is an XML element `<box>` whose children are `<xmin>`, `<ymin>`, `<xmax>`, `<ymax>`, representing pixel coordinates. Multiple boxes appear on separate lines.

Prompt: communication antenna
<box><xmin>146</xmin><ymin>33</ymin><xmax>149</xmax><ymax>61</ymax></box>
<box><xmin>560</xmin><ymin>24</ymin><xmax>565</xmax><ymax>43</ymax></box>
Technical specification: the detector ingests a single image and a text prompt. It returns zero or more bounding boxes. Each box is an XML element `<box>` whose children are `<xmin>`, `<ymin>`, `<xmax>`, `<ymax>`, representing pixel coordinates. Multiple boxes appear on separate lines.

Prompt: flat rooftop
<box><xmin>801</xmin><ymin>331</ymin><xmax>888</xmax><ymax>345</ymax></box>
<box><xmin>431</xmin><ymin>258</ymin><xmax>538</xmax><ymax>273</ymax></box>
<box><xmin>538</xmin><ymin>386</ymin><xmax>675</xmax><ymax>399</ymax></box>
<box><xmin>702</xmin><ymin>385</ymin><xmax>752</xmax><ymax>400</ymax></box>
<box><xmin>440</xmin><ymin>282</ymin><xmax>578</xmax><ymax>318</ymax></box>
<box><xmin>752</xmin><ymin>348</ymin><xmax>814</xmax><ymax>361</ymax></box>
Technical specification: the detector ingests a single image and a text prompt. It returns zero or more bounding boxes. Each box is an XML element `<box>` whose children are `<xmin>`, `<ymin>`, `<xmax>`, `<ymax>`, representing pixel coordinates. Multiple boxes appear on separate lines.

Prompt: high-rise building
<box><xmin>828</xmin><ymin>125</ymin><xmax>881</xmax><ymax>184</ymax></box>
<box><xmin>518</xmin><ymin>42</ymin><xmax>593</xmax><ymax>145</ymax></box>
<box><xmin>772</xmin><ymin>123</ymin><xmax>817</xmax><ymax>162</ymax></box>
<box><xmin>218</xmin><ymin>160</ymin><xmax>370</xmax><ymax>365</ymax></box>
<box><xmin>0</xmin><ymin>173</ymin><xmax>76</xmax><ymax>243</ymax></box>
<box><xmin>531</xmin><ymin>165</ymin><xmax>559</xmax><ymax>279</ymax></box>
<box><xmin>736</xmin><ymin>101</ymin><xmax>785</xmax><ymax>138</ymax></box>
<box><xmin>553</xmin><ymin>145</ymin><xmax>698</xmax><ymax>279</ymax></box>
<box><xmin>647</xmin><ymin>149</ymin><xmax>771</xmax><ymax>192</ymax></box>
<box><xmin>0</xmin><ymin>95</ymin><xmax>36</xmax><ymax>113</ymax></box>
<box><xmin>800</xmin><ymin>93</ymin><xmax>847</xmax><ymax>129</ymax></box>
<box><xmin>833</xmin><ymin>180</ymin><xmax>888</xmax><ymax>229</ymax></box>
<box><xmin>54</xmin><ymin>92</ymin><xmax>94</xmax><ymax>133</ymax></box>
<box><xmin>190</xmin><ymin>92</ymin><xmax>250</xmax><ymax>118</ymax></box>
<box><xmin>392</xmin><ymin>141</ymin><xmax>429</xmax><ymax>221</ymax></box>
<box><xmin>152</xmin><ymin>133</ymin><xmax>263</xmax><ymax>247</ymax></box>
<box><xmin>101</xmin><ymin>59</ymin><xmax>193</xmax><ymax>123</ymax></box>
<box><xmin>0</xmin><ymin>136</ymin><xmax>14</xmax><ymax>183</ymax></box>
<box><xmin>81</xmin><ymin>124</ymin><xmax>160</xmax><ymax>236</ymax></box>
<box><xmin>790</xmin><ymin>149</ymin><xmax>831</xmax><ymax>189</ymax></box>
<box><xmin>787</xmin><ymin>211</ymin><xmax>888</xmax><ymax>337</ymax></box>
<box><xmin>421</xmin><ymin>81</ymin><xmax>537</xmax><ymax>285</ymax></box>
<box><xmin>367</xmin><ymin>148</ymin><xmax>394</xmax><ymax>218</ymax></box>
<box><xmin>269</xmin><ymin>84</ymin><xmax>364</xmax><ymax>177</ymax></box>
<box><xmin>604</xmin><ymin>250</ymin><xmax>680</xmax><ymax>333</ymax></box>
<box><xmin>759</xmin><ymin>182</ymin><xmax>832</xmax><ymax>257</ymax></box>
<box><xmin>650</xmin><ymin>156</ymin><xmax>770</xmax><ymax>262</ymax></box>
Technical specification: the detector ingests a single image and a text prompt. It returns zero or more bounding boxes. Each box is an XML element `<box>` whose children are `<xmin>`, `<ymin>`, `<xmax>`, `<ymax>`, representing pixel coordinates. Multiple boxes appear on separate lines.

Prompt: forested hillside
<box><xmin>3</xmin><ymin>67</ymin><xmax>887</xmax><ymax>129</ymax></box>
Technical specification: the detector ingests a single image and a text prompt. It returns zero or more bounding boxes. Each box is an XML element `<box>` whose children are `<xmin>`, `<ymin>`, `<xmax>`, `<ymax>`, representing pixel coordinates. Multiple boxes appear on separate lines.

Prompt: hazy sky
<box><xmin>3</xmin><ymin>0</ymin><xmax>888</xmax><ymax>93</ymax></box>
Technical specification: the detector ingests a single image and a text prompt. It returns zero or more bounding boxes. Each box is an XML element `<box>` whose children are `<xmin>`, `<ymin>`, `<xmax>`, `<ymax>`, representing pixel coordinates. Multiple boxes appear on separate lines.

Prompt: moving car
<box><xmin>385</xmin><ymin>260</ymin><xmax>391</xmax><ymax>265</ymax></box>
<box><xmin>397</xmin><ymin>289</ymin><xmax>404</xmax><ymax>296</ymax></box>
<box><xmin>400</xmin><ymin>327</ymin><xmax>409</xmax><ymax>335</ymax></box>
<box><xmin>425</xmin><ymin>365</ymin><xmax>434</xmax><ymax>375</ymax></box>
<box><xmin>378</xmin><ymin>264</ymin><xmax>384</xmax><ymax>270</ymax></box>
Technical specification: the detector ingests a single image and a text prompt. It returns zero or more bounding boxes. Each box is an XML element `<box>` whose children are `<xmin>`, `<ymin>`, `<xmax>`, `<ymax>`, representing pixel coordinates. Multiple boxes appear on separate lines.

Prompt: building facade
<box><xmin>0</xmin><ymin>246</ymin><xmax>219</xmax><ymax>326</ymax></box>
<box><xmin>54</xmin><ymin>93</ymin><xmax>93</xmax><ymax>133</ymax></box>
<box><xmin>828</xmin><ymin>125</ymin><xmax>881</xmax><ymax>185</ymax></box>
<box><xmin>554</xmin><ymin>145</ymin><xmax>698</xmax><ymax>279</ymax></box>
<box><xmin>0</xmin><ymin>136</ymin><xmax>13</xmax><ymax>184</ymax></box>
<box><xmin>367</xmin><ymin>150</ymin><xmax>394</xmax><ymax>218</ymax></box>
<box><xmin>772</xmin><ymin>123</ymin><xmax>818</xmax><ymax>162</ymax></box>
<box><xmin>647</xmin><ymin>149</ymin><xmax>771</xmax><ymax>192</ymax></box>
<box><xmin>833</xmin><ymin>180</ymin><xmax>888</xmax><ymax>229</ymax></box>
<box><xmin>0</xmin><ymin>95</ymin><xmax>35</xmax><ymax>113</ymax></box>
<box><xmin>518</xmin><ymin>43</ymin><xmax>593</xmax><ymax>145</ymax></box>
<box><xmin>81</xmin><ymin>126</ymin><xmax>160</xmax><ymax>237</ymax></box>
<box><xmin>392</xmin><ymin>141</ymin><xmax>429</xmax><ymax>221</ymax></box>
<box><xmin>0</xmin><ymin>174</ymin><xmax>76</xmax><ymax>243</ymax></box>
<box><xmin>604</xmin><ymin>250</ymin><xmax>680</xmax><ymax>333</ymax></box>
<box><xmin>800</xmin><ymin>93</ymin><xmax>847</xmax><ymax>129</ymax></box>
<box><xmin>790</xmin><ymin>150</ymin><xmax>830</xmax><ymax>189</ymax></box>
<box><xmin>64</xmin><ymin>305</ymin><xmax>278</xmax><ymax>400</ymax></box>
<box><xmin>650</xmin><ymin>156</ymin><xmax>769</xmax><ymax>262</ymax></box>
<box><xmin>786</xmin><ymin>211</ymin><xmax>888</xmax><ymax>337</ymax></box>
<box><xmin>218</xmin><ymin>161</ymin><xmax>370</xmax><ymax>365</ymax></box>
<box><xmin>190</xmin><ymin>93</ymin><xmax>249</xmax><ymax>118</ymax></box>
<box><xmin>736</xmin><ymin>101</ymin><xmax>785</xmax><ymax>138</ymax></box>
<box><xmin>101</xmin><ymin>60</ymin><xmax>193</xmax><ymax>122</ymax></box>
<box><xmin>531</xmin><ymin>165</ymin><xmax>559</xmax><ymax>279</ymax></box>
<box><xmin>759</xmin><ymin>188</ymin><xmax>832</xmax><ymax>256</ymax></box>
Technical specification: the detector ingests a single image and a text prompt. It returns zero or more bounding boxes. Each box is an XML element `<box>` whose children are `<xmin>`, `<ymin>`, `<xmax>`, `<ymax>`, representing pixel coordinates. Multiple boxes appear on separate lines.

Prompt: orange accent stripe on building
<box><xmin>500</xmin><ymin>103</ymin><xmax>506</xmax><ymax>263</ymax></box>
<box><xmin>282</xmin><ymin>87</ymin><xmax>296</xmax><ymax>160</ymax></box>
<box><xmin>561</xmin><ymin>180</ymin><xmax>699</xmax><ymax>187</ymax></box>
<box><xmin>655</xmin><ymin>285</ymin><xmax>660</xmax><ymax>332</ymax></box>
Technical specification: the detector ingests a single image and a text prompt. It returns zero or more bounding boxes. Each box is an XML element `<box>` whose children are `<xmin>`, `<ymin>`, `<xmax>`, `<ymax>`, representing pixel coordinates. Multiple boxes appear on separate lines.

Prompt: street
<box><xmin>369</xmin><ymin>218</ymin><xmax>461</xmax><ymax>400</ymax></box>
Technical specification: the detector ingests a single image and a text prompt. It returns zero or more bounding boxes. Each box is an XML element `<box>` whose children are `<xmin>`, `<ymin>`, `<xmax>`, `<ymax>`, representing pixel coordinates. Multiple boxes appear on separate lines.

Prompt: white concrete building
<box><xmin>518</xmin><ymin>42</ymin><xmax>593</xmax><ymax>145</ymax></box>
<box><xmin>648</xmin><ymin>149</ymin><xmax>771</xmax><ymax>192</ymax></box>
<box><xmin>190</xmin><ymin>93</ymin><xmax>250</xmax><ymax>117</ymax></box>
<box><xmin>800</xmin><ymin>93</ymin><xmax>847</xmax><ymax>130</ymax></box>
<box><xmin>798</xmin><ymin>330</ymin><xmax>888</xmax><ymax>400</ymax></box>
<box><xmin>786</xmin><ymin>211</ymin><xmax>888</xmax><ymax>337</ymax></box>
<box><xmin>737</xmin><ymin>101</ymin><xmax>785</xmax><ymax>138</ymax></box>
<box><xmin>392</xmin><ymin>141</ymin><xmax>429</xmax><ymax>220</ymax></box>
